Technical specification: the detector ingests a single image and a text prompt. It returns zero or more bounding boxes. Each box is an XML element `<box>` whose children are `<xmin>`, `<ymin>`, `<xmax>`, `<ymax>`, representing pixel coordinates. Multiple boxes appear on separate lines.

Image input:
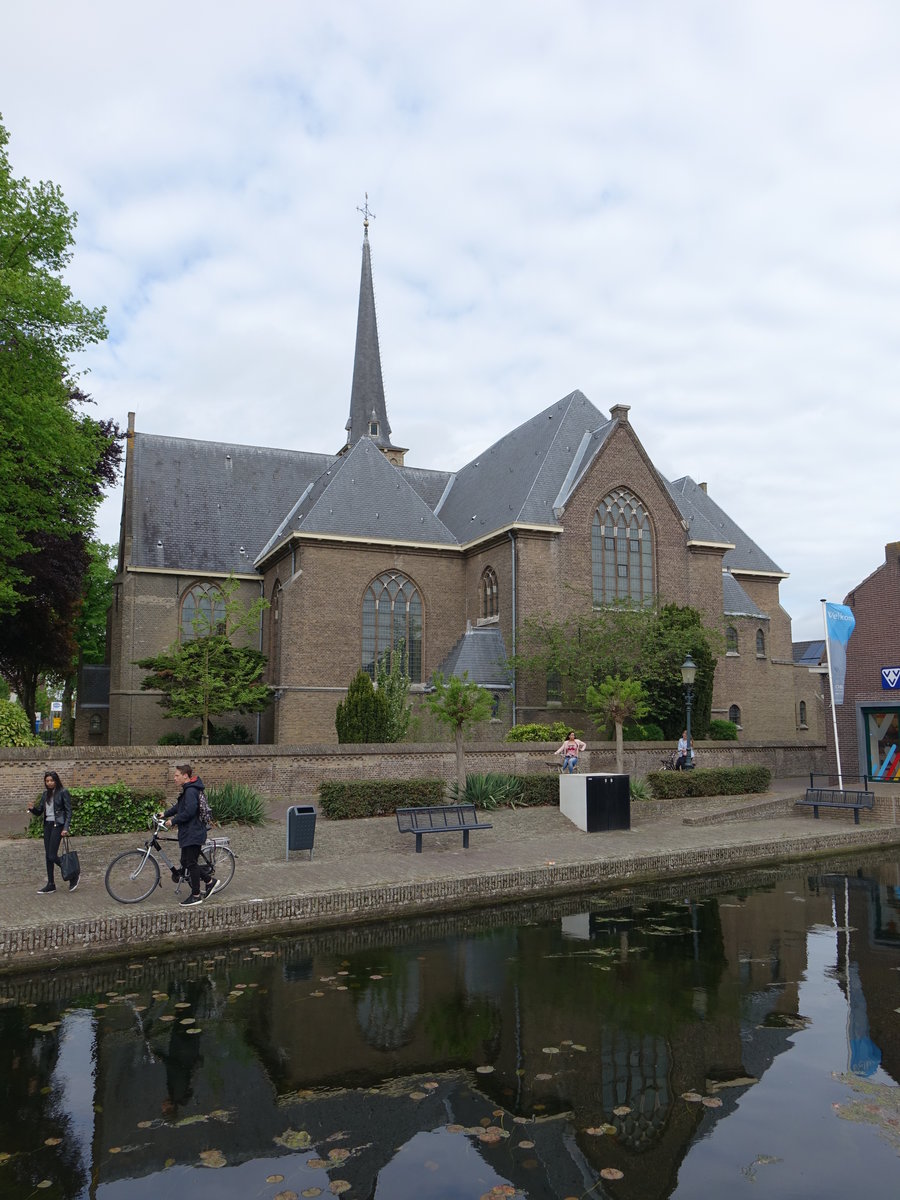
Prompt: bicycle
<box><xmin>104</xmin><ymin>815</ymin><xmax>236</xmax><ymax>904</ymax></box>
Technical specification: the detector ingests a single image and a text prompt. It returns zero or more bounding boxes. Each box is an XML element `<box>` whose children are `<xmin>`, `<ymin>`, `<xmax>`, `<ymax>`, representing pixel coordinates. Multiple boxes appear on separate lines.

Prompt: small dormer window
<box><xmin>369</xmin><ymin>421</ymin><xmax>379</xmax><ymax>436</ymax></box>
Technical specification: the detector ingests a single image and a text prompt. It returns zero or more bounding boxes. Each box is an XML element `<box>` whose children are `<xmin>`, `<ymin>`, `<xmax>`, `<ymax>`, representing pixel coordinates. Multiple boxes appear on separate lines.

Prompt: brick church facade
<box><xmin>100</xmin><ymin>227</ymin><xmax>822</xmax><ymax>747</ymax></box>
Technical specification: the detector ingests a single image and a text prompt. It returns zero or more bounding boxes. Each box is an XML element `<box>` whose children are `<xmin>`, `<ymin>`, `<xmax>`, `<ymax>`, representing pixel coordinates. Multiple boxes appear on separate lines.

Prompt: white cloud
<box><xmin>5</xmin><ymin>0</ymin><xmax>899</xmax><ymax>636</ymax></box>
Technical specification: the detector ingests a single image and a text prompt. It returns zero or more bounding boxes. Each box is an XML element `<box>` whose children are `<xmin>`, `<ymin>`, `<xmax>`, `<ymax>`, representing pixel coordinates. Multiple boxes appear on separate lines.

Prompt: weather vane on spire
<box><xmin>357</xmin><ymin>192</ymin><xmax>375</xmax><ymax>234</ymax></box>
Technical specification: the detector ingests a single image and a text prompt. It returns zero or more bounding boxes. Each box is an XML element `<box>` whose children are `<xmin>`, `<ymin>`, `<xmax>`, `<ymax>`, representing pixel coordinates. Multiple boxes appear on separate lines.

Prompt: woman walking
<box><xmin>28</xmin><ymin>771</ymin><xmax>78</xmax><ymax>893</ymax></box>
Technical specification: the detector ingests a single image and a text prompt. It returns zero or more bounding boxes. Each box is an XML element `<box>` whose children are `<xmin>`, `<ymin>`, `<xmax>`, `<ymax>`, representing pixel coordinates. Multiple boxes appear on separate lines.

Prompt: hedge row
<box><xmin>28</xmin><ymin>783</ymin><xmax>165</xmax><ymax>837</ymax></box>
<box><xmin>318</xmin><ymin>774</ymin><xmax>561</xmax><ymax>819</ymax></box>
<box><xmin>318</xmin><ymin>779</ymin><xmax>446</xmax><ymax>819</ymax></box>
<box><xmin>645</xmin><ymin>765</ymin><xmax>771</xmax><ymax>799</ymax></box>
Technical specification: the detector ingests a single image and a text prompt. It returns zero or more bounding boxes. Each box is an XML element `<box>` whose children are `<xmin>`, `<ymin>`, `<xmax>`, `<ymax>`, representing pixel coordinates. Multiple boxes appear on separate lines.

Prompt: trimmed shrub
<box><xmin>449</xmin><ymin>773</ymin><xmax>525</xmax><ymax>809</ymax></box>
<box><xmin>515</xmin><ymin>774</ymin><xmax>560</xmax><ymax>807</ymax></box>
<box><xmin>645</xmin><ymin>765</ymin><xmax>771</xmax><ymax>799</ymax></box>
<box><xmin>28</xmin><ymin>783</ymin><xmax>163</xmax><ymax>837</ymax></box>
<box><xmin>205</xmin><ymin>781</ymin><xmax>266</xmax><ymax>825</ymax></box>
<box><xmin>505</xmin><ymin>722</ymin><xmax>574</xmax><ymax>743</ymax></box>
<box><xmin>708</xmin><ymin>719</ymin><xmax>739</xmax><ymax>741</ymax></box>
<box><xmin>319</xmin><ymin>778</ymin><xmax>446</xmax><ymax>819</ymax></box>
<box><xmin>335</xmin><ymin>670</ymin><xmax>391</xmax><ymax>742</ymax></box>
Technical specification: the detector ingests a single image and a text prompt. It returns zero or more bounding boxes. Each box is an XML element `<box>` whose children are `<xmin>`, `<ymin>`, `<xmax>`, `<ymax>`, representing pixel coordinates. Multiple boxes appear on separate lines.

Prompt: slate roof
<box><xmin>793</xmin><ymin>639</ymin><xmax>826</xmax><ymax>666</ymax></box>
<box><xmin>257</xmin><ymin>436</ymin><xmax>457</xmax><ymax>560</ymax></box>
<box><xmin>667</xmin><ymin>476</ymin><xmax>786</xmax><ymax>575</ymax></box>
<box><xmin>129</xmin><ymin>433</ymin><xmax>334</xmax><ymax>572</ymax></box>
<box><xmin>435</xmin><ymin>390</ymin><xmax>614</xmax><ymax>541</ymax></box>
<box><xmin>722</xmin><ymin>572</ymin><xmax>767</xmax><ymax>618</ymax></box>
<box><xmin>436</xmin><ymin>625</ymin><xmax>511</xmax><ymax>688</ymax></box>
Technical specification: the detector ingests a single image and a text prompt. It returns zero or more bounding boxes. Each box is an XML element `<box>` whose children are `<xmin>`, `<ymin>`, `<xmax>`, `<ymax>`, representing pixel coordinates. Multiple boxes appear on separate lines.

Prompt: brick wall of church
<box><xmin>106</xmin><ymin>568</ymin><xmax>266</xmax><ymax>746</ymax></box>
<box><xmin>264</xmin><ymin>540</ymin><xmax>468</xmax><ymax>743</ymax></box>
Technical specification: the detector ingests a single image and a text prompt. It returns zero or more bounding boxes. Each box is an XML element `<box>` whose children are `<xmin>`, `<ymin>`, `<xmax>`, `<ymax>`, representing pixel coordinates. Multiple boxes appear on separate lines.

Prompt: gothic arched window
<box><xmin>756</xmin><ymin>629</ymin><xmax>766</xmax><ymax>657</ymax></box>
<box><xmin>591</xmin><ymin>488</ymin><xmax>654</xmax><ymax>605</ymax></box>
<box><xmin>362</xmin><ymin>571</ymin><xmax>423</xmax><ymax>682</ymax></box>
<box><xmin>180</xmin><ymin>582</ymin><xmax>225</xmax><ymax>641</ymax></box>
<box><xmin>729</xmin><ymin>704</ymin><xmax>741</xmax><ymax>726</ymax></box>
<box><xmin>726</xmin><ymin>626</ymin><xmax>739</xmax><ymax>654</ymax></box>
<box><xmin>480</xmin><ymin>566</ymin><xmax>499</xmax><ymax>619</ymax></box>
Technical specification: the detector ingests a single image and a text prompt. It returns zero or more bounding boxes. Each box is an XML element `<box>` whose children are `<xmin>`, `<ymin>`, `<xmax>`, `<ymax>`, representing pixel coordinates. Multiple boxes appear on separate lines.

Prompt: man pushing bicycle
<box><xmin>161</xmin><ymin>764</ymin><xmax>224</xmax><ymax>907</ymax></box>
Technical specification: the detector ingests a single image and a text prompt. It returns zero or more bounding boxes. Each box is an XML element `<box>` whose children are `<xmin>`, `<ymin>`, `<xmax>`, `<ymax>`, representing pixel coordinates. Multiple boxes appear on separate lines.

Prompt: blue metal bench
<box><xmin>395</xmin><ymin>803</ymin><xmax>492</xmax><ymax>853</ymax></box>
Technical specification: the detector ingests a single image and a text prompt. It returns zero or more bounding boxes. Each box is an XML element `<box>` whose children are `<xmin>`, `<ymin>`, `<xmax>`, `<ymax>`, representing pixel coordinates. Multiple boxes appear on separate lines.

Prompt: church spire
<box><xmin>341</xmin><ymin>198</ymin><xmax>407</xmax><ymax>465</ymax></box>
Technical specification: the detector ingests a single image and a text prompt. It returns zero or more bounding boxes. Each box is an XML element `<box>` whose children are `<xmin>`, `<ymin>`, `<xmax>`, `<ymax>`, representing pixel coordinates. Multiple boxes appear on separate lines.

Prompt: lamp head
<box><xmin>681</xmin><ymin>654</ymin><xmax>697</xmax><ymax>686</ymax></box>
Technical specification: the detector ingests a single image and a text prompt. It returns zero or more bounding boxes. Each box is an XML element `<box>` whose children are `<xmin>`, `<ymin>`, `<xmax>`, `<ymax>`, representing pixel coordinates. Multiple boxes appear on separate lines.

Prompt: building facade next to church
<box><xmin>827</xmin><ymin>541</ymin><xmax>900</xmax><ymax>782</ymax></box>
<box><xmin>101</xmin><ymin>228</ymin><xmax>821</xmax><ymax>747</ymax></box>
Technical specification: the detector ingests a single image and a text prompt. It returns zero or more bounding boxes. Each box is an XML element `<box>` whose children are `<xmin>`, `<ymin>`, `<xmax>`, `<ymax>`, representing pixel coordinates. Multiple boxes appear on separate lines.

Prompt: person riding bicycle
<box><xmin>161</xmin><ymin>764</ymin><xmax>223</xmax><ymax>906</ymax></box>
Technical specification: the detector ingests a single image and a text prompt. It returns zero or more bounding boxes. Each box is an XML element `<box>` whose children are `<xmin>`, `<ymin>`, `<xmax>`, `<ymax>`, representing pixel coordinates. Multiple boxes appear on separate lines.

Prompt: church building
<box><xmin>101</xmin><ymin>223</ymin><xmax>821</xmax><ymax>747</ymax></box>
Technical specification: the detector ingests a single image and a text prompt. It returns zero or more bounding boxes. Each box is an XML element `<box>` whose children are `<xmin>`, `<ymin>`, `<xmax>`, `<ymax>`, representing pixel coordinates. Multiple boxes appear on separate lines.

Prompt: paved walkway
<box><xmin>2</xmin><ymin>782</ymin><xmax>899</xmax><ymax>972</ymax></box>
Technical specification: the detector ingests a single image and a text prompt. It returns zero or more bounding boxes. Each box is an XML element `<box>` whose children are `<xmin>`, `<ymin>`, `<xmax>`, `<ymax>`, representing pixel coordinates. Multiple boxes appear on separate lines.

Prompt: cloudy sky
<box><xmin>5</xmin><ymin>1</ymin><xmax>897</xmax><ymax>639</ymax></box>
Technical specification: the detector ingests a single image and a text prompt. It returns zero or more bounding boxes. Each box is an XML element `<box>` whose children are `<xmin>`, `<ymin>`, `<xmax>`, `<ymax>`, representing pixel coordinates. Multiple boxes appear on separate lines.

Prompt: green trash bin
<box><xmin>286</xmin><ymin>805</ymin><xmax>316</xmax><ymax>861</ymax></box>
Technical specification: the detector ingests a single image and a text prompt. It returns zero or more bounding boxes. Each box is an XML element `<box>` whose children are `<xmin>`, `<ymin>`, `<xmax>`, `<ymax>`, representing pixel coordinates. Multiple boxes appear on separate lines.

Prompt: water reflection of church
<box><xmin>5</xmin><ymin>866</ymin><xmax>899</xmax><ymax>1199</ymax></box>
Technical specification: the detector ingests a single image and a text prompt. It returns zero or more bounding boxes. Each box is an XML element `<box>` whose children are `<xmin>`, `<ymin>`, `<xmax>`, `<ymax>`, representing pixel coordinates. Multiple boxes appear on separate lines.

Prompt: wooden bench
<box><xmin>796</xmin><ymin>787</ymin><xmax>874</xmax><ymax>824</ymax></box>
<box><xmin>396</xmin><ymin>804</ymin><xmax>492</xmax><ymax>853</ymax></box>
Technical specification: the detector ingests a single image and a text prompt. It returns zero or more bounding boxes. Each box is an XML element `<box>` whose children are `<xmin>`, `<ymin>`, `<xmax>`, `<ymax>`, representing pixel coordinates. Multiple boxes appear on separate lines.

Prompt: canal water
<box><xmin>2</xmin><ymin>851</ymin><xmax>899</xmax><ymax>1200</ymax></box>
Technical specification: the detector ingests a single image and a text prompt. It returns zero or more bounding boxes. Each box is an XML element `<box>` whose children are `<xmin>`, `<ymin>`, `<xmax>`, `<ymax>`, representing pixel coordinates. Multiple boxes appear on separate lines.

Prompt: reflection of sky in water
<box><xmin>671</xmin><ymin>925</ymin><xmax>897</xmax><ymax>1199</ymax></box>
<box><xmin>376</xmin><ymin>1127</ymin><xmax>512</xmax><ymax>1200</ymax></box>
<box><xmin>53</xmin><ymin>1011</ymin><xmax>95</xmax><ymax>1200</ymax></box>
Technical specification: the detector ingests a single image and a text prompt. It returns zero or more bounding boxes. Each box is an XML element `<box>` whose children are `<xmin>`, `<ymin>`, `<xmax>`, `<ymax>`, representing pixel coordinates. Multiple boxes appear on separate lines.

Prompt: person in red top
<box><xmin>554</xmin><ymin>731</ymin><xmax>586</xmax><ymax>774</ymax></box>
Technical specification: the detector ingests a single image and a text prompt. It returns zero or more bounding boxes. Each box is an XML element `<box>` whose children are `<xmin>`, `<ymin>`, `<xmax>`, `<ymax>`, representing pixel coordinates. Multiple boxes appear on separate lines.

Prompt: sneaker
<box><xmin>68</xmin><ymin>876</ymin><xmax>80</xmax><ymax>892</ymax></box>
<box><xmin>180</xmin><ymin>893</ymin><xmax>203</xmax><ymax>906</ymax></box>
<box><xmin>37</xmin><ymin>883</ymin><xmax>56</xmax><ymax>894</ymax></box>
<box><xmin>204</xmin><ymin>877</ymin><xmax>225</xmax><ymax>898</ymax></box>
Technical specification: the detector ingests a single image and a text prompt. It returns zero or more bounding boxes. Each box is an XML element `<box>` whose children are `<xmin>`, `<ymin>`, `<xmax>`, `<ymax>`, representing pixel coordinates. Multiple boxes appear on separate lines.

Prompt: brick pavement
<box><xmin>2</xmin><ymin>785</ymin><xmax>899</xmax><ymax>973</ymax></box>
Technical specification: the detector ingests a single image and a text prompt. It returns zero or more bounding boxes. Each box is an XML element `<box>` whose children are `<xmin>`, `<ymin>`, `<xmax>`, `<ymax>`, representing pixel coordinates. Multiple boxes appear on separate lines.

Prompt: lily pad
<box><xmin>274</xmin><ymin>1129</ymin><xmax>312</xmax><ymax>1151</ymax></box>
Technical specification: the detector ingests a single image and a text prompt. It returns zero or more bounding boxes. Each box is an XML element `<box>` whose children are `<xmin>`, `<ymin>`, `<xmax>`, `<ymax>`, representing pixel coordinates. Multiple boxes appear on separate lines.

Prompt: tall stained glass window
<box><xmin>591</xmin><ymin>488</ymin><xmax>654</xmax><ymax>605</ymax></box>
<box><xmin>362</xmin><ymin>571</ymin><xmax>423</xmax><ymax>682</ymax></box>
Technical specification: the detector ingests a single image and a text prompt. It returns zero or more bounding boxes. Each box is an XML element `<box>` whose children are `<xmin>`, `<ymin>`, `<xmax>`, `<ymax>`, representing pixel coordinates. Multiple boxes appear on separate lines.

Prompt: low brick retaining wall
<box><xmin>2</xmin><ymin>820</ymin><xmax>896</xmax><ymax>973</ymax></box>
<box><xmin>0</xmin><ymin>741</ymin><xmax>826</xmax><ymax>831</ymax></box>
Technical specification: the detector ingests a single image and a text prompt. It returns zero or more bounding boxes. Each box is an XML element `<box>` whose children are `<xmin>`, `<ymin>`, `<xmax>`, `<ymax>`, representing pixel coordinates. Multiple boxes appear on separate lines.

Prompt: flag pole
<box><xmin>821</xmin><ymin>599</ymin><xmax>845</xmax><ymax>789</ymax></box>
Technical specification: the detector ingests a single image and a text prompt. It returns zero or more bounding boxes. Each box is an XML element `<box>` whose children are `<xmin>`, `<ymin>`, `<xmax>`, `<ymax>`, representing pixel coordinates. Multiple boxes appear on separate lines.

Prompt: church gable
<box><xmin>260</xmin><ymin>436</ymin><xmax>458</xmax><ymax>554</ymax></box>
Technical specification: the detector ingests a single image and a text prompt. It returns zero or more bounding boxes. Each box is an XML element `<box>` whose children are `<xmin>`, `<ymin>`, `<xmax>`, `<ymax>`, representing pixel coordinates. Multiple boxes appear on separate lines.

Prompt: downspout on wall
<box><xmin>508</xmin><ymin>530</ymin><xmax>517</xmax><ymax>727</ymax></box>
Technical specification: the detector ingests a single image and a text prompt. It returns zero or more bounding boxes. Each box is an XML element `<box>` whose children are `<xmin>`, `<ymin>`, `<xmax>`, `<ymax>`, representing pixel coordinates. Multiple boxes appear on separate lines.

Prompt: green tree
<box><xmin>335</xmin><ymin>670</ymin><xmax>391</xmax><ymax>743</ymax></box>
<box><xmin>376</xmin><ymin>638</ymin><xmax>411</xmax><ymax>742</ymax></box>
<box><xmin>639</xmin><ymin>605</ymin><xmax>717</xmax><ymax>738</ymax></box>
<box><xmin>135</xmin><ymin>577</ymin><xmax>270</xmax><ymax>745</ymax></box>
<box><xmin>425</xmin><ymin>671</ymin><xmax>494</xmax><ymax>791</ymax></box>
<box><xmin>513</xmin><ymin>601</ymin><xmax>717</xmax><ymax>738</ymax></box>
<box><xmin>513</xmin><ymin>603</ymin><xmax>654</xmax><ymax>703</ymax></box>
<box><xmin>0</xmin><ymin>117</ymin><xmax>110</xmax><ymax>614</ymax></box>
<box><xmin>586</xmin><ymin>676</ymin><xmax>649</xmax><ymax>774</ymax></box>
<box><xmin>74</xmin><ymin>541</ymin><xmax>117</xmax><ymax>664</ymax></box>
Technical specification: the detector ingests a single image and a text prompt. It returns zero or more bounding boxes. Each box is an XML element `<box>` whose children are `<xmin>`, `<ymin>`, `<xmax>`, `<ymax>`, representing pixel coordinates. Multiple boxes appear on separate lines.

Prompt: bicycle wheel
<box><xmin>202</xmin><ymin>844</ymin><xmax>235</xmax><ymax>892</ymax></box>
<box><xmin>105</xmin><ymin>850</ymin><xmax>161</xmax><ymax>903</ymax></box>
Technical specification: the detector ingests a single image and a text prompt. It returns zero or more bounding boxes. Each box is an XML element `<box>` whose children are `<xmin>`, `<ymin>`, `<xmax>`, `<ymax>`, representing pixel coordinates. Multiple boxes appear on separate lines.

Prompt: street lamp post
<box><xmin>681</xmin><ymin>655</ymin><xmax>696</xmax><ymax>769</ymax></box>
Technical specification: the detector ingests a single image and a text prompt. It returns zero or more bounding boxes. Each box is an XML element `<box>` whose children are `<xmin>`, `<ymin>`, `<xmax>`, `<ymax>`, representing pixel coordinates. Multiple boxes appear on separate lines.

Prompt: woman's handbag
<box><xmin>59</xmin><ymin>836</ymin><xmax>81</xmax><ymax>882</ymax></box>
